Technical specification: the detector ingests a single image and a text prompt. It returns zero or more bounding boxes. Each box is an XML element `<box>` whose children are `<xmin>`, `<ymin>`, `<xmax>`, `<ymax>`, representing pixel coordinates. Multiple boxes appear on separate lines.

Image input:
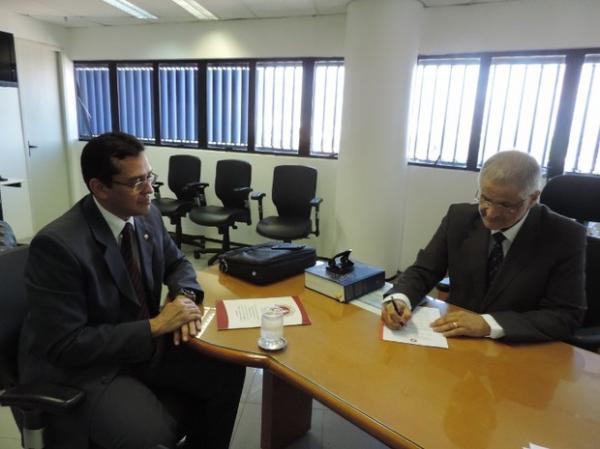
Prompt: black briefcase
<box><xmin>218</xmin><ymin>241</ymin><xmax>317</xmax><ymax>285</ymax></box>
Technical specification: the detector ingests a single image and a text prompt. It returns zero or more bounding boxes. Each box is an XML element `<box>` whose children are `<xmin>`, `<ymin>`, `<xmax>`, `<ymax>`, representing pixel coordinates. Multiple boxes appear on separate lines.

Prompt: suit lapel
<box><xmin>482</xmin><ymin>206</ymin><xmax>541</xmax><ymax>310</ymax></box>
<box><xmin>134</xmin><ymin>216</ymin><xmax>155</xmax><ymax>298</ymax></box>
<box><xmin>83</xmin><ymin>196</ymin><xmax>140</xmax><ymax>308</ymax></box>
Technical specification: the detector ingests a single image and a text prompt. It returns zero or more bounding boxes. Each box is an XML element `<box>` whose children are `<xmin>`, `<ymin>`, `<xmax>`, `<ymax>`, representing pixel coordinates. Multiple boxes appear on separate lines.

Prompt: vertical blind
<box><xmin>75</xmin><ymin>65</ymin><xmax>112</xmax><ymax>138</ymax></box>
<box><xmin>117</xmin><ymin>64</ymin><xmax>154</xmax><ymax>141</ymax></box>
<box><xmin>407</xmin><ymin>58</ymin><xmax>480</xmax><ymax>165</ymax></box>
<box><xmin>565</xmin><ymin>54</ymin><xmax>600</xmax><ymax>175</ymax></box>
<box><xmin>159</xmin><ymin>64</ymin><xmax>198</xmax><ymax>145</ymax></box>
<box><xmin>207</xmin><ymin>64</ymin><xmax>249</xmax><ymax>147</ymax></box>
<box><xmin>311</xmin><ymin>61</ymin><xmax>345</xmax><ymax>154</ymax></box>
<box><xmin>256</xmin><ymin>61</ymin><xmax>303</xmax><ymax>151</ymax></box>
<box><xmin>479</xmin><ymin>55</ymin><xmax>565</xmax><ymax>167</ymax></box>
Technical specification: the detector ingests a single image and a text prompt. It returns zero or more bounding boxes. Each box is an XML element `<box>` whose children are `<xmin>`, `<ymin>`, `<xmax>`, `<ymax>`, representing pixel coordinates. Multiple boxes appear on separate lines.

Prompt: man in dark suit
<box><xmin>382</xmin><ymin>150</ymin><xmax>586</xmax><ymax>343</ymax></box>
<box><xmin>19</xmin><ymin>132</ymin><xmax>245</xmax><ymax>449</ymax></box>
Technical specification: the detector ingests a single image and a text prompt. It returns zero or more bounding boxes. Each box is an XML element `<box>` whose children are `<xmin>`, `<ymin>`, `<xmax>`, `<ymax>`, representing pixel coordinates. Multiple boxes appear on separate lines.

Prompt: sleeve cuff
<box><xmin>383</xmin><ymin>293</ymin><xmax>412</xmax><ymax>311</ymax></box>
<box><xmin>482</xmin><ymin>314</ymin><xmax>505</xmax><ymax>339</ymax></box>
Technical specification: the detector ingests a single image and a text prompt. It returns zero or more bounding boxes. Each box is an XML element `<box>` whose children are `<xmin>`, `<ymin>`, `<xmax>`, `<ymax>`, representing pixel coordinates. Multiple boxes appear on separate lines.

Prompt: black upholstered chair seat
<box><xmin>257</xmin><ymin>216</ymin><xmax>311</xmax><ymax>240</ymax></box>
<box><xmin>153</xmin><ymin>197</ymin><xmax>193</xmax><ymax>217</ymax></box>
<box><xmin>189</xmin><ymin>206</ymin><xmax>249</xmax><ymax>227</ymax></box>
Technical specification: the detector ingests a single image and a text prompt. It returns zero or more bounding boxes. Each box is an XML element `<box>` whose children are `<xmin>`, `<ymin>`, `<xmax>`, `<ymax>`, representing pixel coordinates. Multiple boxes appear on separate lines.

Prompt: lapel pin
<box><xmin>144</xmin><ymin>234</ymin><xmax>149</xmax><ymax>240</ymax></box>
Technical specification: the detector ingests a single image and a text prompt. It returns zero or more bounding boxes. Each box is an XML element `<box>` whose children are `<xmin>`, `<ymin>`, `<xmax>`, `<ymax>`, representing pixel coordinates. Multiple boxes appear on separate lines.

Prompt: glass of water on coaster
<box><xmin>258</xmin><ymin>306</ymin><xmax>287</xmax><ymax>351</ymax></box>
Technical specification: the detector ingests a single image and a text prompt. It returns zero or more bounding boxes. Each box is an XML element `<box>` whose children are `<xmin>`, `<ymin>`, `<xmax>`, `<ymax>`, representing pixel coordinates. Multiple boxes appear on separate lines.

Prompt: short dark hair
<box><xmin>81</xmin><ymin>132</ymin><xmax>145</xmax><ymax>190</ymax></box>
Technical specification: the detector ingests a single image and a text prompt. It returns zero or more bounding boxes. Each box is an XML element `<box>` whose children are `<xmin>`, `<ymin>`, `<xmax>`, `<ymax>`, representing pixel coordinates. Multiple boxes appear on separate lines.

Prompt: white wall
<box><xmin>13</xmin><ymin>0</ymin><xmax>600</xmax><ymax>265</ymax></box>
<box><xmin>0</xmin><ymin>87</ymin><xmax>34</xmax><ymax>240</ymax></box>
<box><xmin>0</xmin><ymin>7</ymin><xmax>68</xmax><ymax>48</ymax></box>
<box><xmin>64</xmin><ymin>15</ymin><xmax>346</xmax><ymax>256</ymax></box>
<box><xmin>0</xmin><ymin>8</ymin><xmax>69</xmax><ymax>241</ymax></box>
<box><xmin>399</xmin><ymin>0</ymin><xmax>600</xmax><ymax>270</ymax></box>
<box><xmin>67</xmin><ymin>15</ymin><xmax>345</xmax><ymax>60</ymax></box>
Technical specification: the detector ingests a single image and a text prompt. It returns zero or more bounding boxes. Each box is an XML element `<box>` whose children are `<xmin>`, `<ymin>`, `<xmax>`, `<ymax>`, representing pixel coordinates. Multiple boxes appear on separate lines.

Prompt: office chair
<box><xmin>188</xmin><ymin>160</ymin><xmax>252</xmax><ymax>265</ymax></box>
<box><xmin>0</xmin><ymin>246</ymin><xmax>85</xmax><ymax>449</ymax></box>
<box><xmin>152</xmin><ymin>155</ymin><xmax>204</xmax><ymax>248</ymax></box>
<box><xmin>0</xmin><ymin>246</ymin><xmax>189</xmax><ymax>449</ymax></box>
<box><xmin>252</xmin><ymin>165</ymin><xmax>323</xmax><ymax>242</ymax></box>
<box><xmin>540</xmin><ymin>174</ymin><xmax>600</xmax><ymax>352</ymax></box>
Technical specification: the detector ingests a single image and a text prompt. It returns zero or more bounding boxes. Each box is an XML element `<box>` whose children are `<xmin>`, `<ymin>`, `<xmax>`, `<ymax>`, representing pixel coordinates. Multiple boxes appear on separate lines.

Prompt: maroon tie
<box><xmin>121</xmin><ymin>222</ymin><xmax>150</xmax><ymax>319</ymax></box>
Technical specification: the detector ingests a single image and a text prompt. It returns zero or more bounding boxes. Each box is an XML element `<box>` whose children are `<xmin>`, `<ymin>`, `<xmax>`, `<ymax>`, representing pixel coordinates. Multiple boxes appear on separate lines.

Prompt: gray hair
<box><xmin>479</xmin><ymin>150</ymin><xmax>541</xmax><ymax>197</ymax></box>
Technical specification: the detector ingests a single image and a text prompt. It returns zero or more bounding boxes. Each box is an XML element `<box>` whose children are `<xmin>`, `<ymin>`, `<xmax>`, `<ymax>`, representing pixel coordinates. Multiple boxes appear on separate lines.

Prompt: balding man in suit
<box><xmin>382</xmin><ymin>150</ymin><xmax>586</xmax><ymax>342</ymax></box>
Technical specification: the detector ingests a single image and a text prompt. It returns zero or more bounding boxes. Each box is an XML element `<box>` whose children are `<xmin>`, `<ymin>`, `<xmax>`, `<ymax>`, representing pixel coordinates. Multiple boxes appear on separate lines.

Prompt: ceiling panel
<box><xmin>0</xmin><ymin>0</ymin><xmax>519</xmax><ymax>28</ymax></box>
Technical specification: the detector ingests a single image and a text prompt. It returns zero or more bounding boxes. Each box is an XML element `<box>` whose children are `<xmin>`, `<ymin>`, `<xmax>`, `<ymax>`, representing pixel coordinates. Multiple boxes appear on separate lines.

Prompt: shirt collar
<box><xmin>93</xmin><ymin>196</ymin><xmax>135</xmax><ymax>242</ymax></box>
<box><xmin>491</xmin><ymin>209</ymin><xmax>530</xmax><ymax>243</ymax></box>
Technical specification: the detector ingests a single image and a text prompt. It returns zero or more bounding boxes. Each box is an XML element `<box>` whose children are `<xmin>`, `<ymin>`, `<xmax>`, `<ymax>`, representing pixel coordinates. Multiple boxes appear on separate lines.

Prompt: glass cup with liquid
<box><xmin>258</xmin><ymin>307</ymin><xmax>287</xmax><ymax>351</ymax></box>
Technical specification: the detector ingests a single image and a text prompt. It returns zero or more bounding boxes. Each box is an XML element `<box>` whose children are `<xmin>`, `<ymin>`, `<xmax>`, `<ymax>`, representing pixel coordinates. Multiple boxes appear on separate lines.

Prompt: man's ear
<box><xmin>530</xmin><ymin>190</ymin><xmax>541</xmax><ymax>204</ymax></box>
<box><xmin>89</xmin><ymin>178</ymin><xmax>108</xmax><ymax>199</ymax></box>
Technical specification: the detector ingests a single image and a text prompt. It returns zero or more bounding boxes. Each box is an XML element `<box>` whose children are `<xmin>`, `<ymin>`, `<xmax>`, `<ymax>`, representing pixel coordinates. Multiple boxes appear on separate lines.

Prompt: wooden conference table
<box><xmin>189</xmin><ymin>266</ymin><xmax>600</xmax><ymax>449</ymax></box>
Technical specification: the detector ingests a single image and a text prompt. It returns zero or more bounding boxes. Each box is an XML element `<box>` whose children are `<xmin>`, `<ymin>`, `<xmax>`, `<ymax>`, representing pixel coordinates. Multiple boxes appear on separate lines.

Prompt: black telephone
<box><xmin>326</xmin><ymin>249</ymin><xmax>355</xmax><ymax>275</ymax></box>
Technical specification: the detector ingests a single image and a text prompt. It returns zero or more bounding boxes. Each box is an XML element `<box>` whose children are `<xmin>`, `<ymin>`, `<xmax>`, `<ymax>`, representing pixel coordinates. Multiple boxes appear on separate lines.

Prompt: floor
<box><xmin>0</xmin><ymin>243</ymin><xmax>390</xmax><ymax>449</ymax></box>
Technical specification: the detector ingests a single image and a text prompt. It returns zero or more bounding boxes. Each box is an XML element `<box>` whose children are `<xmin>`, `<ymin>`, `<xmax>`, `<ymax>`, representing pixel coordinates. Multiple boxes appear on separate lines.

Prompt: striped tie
<box><xmin>121</xmin><ymin>222</ymin><xmax>150</xmax><ymax>319</ymax></box>
<box><xmin>486</xmin><ymin>232</ymin><xmax>506</xmax><ymax>288</ymax></box>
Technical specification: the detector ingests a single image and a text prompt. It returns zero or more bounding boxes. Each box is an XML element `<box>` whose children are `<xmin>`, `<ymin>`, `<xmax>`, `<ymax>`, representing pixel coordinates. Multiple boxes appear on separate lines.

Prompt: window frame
<box><xmin>74</xmin><ymin>57</ymin><xmax>343</xmax><ymax>160</ymax></box>
<box><xmin>411</xmin><ymin>48</ymin><xmax>596</xmax><ymax>177</ymax></box>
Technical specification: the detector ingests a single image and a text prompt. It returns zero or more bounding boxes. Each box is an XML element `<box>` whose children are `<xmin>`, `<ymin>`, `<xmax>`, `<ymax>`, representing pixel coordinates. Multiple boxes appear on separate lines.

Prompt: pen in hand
<box><xmin>390</xmin><ymin>299</ymin><xmax>406</xmax><ymax>326</ymax></box>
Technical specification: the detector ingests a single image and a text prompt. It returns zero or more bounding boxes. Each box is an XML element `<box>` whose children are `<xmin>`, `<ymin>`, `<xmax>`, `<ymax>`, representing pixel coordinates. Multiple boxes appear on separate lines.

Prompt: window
<box><xmin>117</xmin><ymin>64</ymin><xmax>155</xmax><ymax>142</ymax></box>
<box><xmin>255</xmin><ymin>61</ymin><xmax>303</xmax><ymax>152</ymax></box>
<box><xmin>311</xmin><ymin>61</ymin><xmax>345</xmax><ymax>155</ymax></box>
<box><xmin>407</xmin><ymin>58</ymin><xmax>479</xmax><ymax>165</ymax></box>
<box><xmin>479</xmin><ymin>56</ymin><xmax>564</xmax><ymax>167</ymax></box>
<box><xmin>74</xmin><ymin>64</ymin><xmax>112</xmax><ymax>138</ymax></box>
<box><xmin>407</xmin><ymin>49</ymin><xmax>600</xmax><ymax>177</ymax></box>
<box><xmin>565</xmin><ymin>54</ymin><xmax>600</xmax><ymax>175</ymax></box>
<box><xmin>207</xmin><ymin>63</ymin><xmax>249</xmax><ymax>148</ymax></box>
<box><xmin>159</xmin><ymin>64</ymin><xmax>198</xmax><ymax>145</ymax></box>
<box><xmin>75</xmin><ymin>58</ymin><xmax>344</xmax><ymax>158</ymax></box>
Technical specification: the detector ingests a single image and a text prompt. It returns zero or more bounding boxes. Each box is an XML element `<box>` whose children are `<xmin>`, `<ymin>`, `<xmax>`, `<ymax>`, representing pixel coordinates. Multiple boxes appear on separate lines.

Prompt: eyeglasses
<box><xmin>476</xmin><ymin>192</ymin><xmax>526</xmax><ymax>214</ymax></box>
<box><xmin>111</xmin><ymin>172</ymin><xmax>157</xmax><ymax>192</ymax></box>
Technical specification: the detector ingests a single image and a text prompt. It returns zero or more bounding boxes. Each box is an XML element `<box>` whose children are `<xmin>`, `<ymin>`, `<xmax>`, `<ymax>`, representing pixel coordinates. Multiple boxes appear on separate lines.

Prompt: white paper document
<box><xmin>381</xmin><ymin>306</ymin><xmax>448</xmax><ymax>349</ymax></box>
<box><xmin>215</xmin><ymin>296</ymin><xmax>311</xmax><ymax>330</ymax></box>
<box><xmin>524</xmin><ymin>444</ymin><xmax>550</xmax><ymax>449</ymax></box>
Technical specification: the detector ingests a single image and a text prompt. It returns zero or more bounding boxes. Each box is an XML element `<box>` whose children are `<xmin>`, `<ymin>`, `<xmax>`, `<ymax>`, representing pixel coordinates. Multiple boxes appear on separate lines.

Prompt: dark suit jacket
<box><xmin>388</xmin><ymin>203</ymin><xmax>586</xmax><ymax>343</ymax></box>
<box><xmin>18</xmin><ymin>194</ymin><xmax>202</xmax><ymax>447</ymax></box>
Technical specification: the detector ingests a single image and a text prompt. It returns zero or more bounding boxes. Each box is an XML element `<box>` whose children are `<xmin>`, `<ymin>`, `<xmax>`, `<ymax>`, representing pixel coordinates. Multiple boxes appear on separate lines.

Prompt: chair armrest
<box><xmin>234</xmin><ymin>187</ymin><xmax>252</xmax><ymax>194</ymax></box>
<box><xmin>310</xmin><ymin>197</ymin><xmax>323</xmax><ymax>237</ymax></box>
<box><xmin>152</xmin><ymin>181</ymin><xmax>164</xmax><ymax>199</ymax></box>
<box><xmin>251</xmin><ymin>192</ymin><xmax>266</xmax><ymax>220</ymax></box>
<box><xmin>0</xmin><ymin>383</ymin><xmax>85</xmax><ymax>414</ymax></box>
<box><xmin>569</xmin><ymin>326</ymin><xmax>600</xmax><ymax>351</ymax></box>
<box><xmin>184</xmin><ymin>182</ymin><xmax>209</xmax><ymax>206</ymax></box>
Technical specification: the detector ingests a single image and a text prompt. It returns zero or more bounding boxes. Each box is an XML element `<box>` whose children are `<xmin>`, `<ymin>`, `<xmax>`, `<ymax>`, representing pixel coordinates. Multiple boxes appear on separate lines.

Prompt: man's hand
<box><xmin>149</xmin><ymin>296</ymin><xmax>203</xmax><ymax>338</ymax></box>
<box><xmin>381</xmin><ymin>299</ymin><xmax>412</xmax><ymax>330</ymax></box>
<box><xmin>173</xmin><ymin>303</ymin><xmax>205</xmax><ymax>345</ymax></box>
<box><xmin>430</xmin><ymin>310</ymin><xmax>491</xmax><ymax>338</ymax></box>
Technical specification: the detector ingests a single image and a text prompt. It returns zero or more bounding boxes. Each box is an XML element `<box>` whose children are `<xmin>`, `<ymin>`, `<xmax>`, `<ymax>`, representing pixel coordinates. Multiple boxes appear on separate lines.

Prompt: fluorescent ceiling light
<box><xmin>101</xmin><ymin>0</ymin><xmax>157</xmax><ymax>20</ymax></box>
<box><xmin>169</xmin><ymin>0</ymin><xmax>218</xmax><ymax>20</ymax></box>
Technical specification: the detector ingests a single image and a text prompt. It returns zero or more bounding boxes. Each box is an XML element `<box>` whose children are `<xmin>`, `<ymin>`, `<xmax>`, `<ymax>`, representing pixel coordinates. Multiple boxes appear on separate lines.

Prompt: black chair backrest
<box><xmin>584</xmin><ymin>236</ymin><xmax>600</xmax><ymax>327</ymax></box>
<box><xmin>215</xmin><ymin>160</ymin><xmax>252</xmax><ymax>209</ymax></box>
<box><xmin>540</xmin><ymin>174</ymin><xmax>600</xmax><ymax>223</ymax></box>
<box><xmin>272</xmin><ymin>165</ymin><xmax>317</xmax><ymax>218</ymax></box>
<box><xmin>0</xmin><ymin>246</ymin><xmax>28</xmax><ymax>387</ymax></box>
<box><xmin>167</xmin><ymin>155</ymin><xmax>201</xmax><ymax>201</ymax></box>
